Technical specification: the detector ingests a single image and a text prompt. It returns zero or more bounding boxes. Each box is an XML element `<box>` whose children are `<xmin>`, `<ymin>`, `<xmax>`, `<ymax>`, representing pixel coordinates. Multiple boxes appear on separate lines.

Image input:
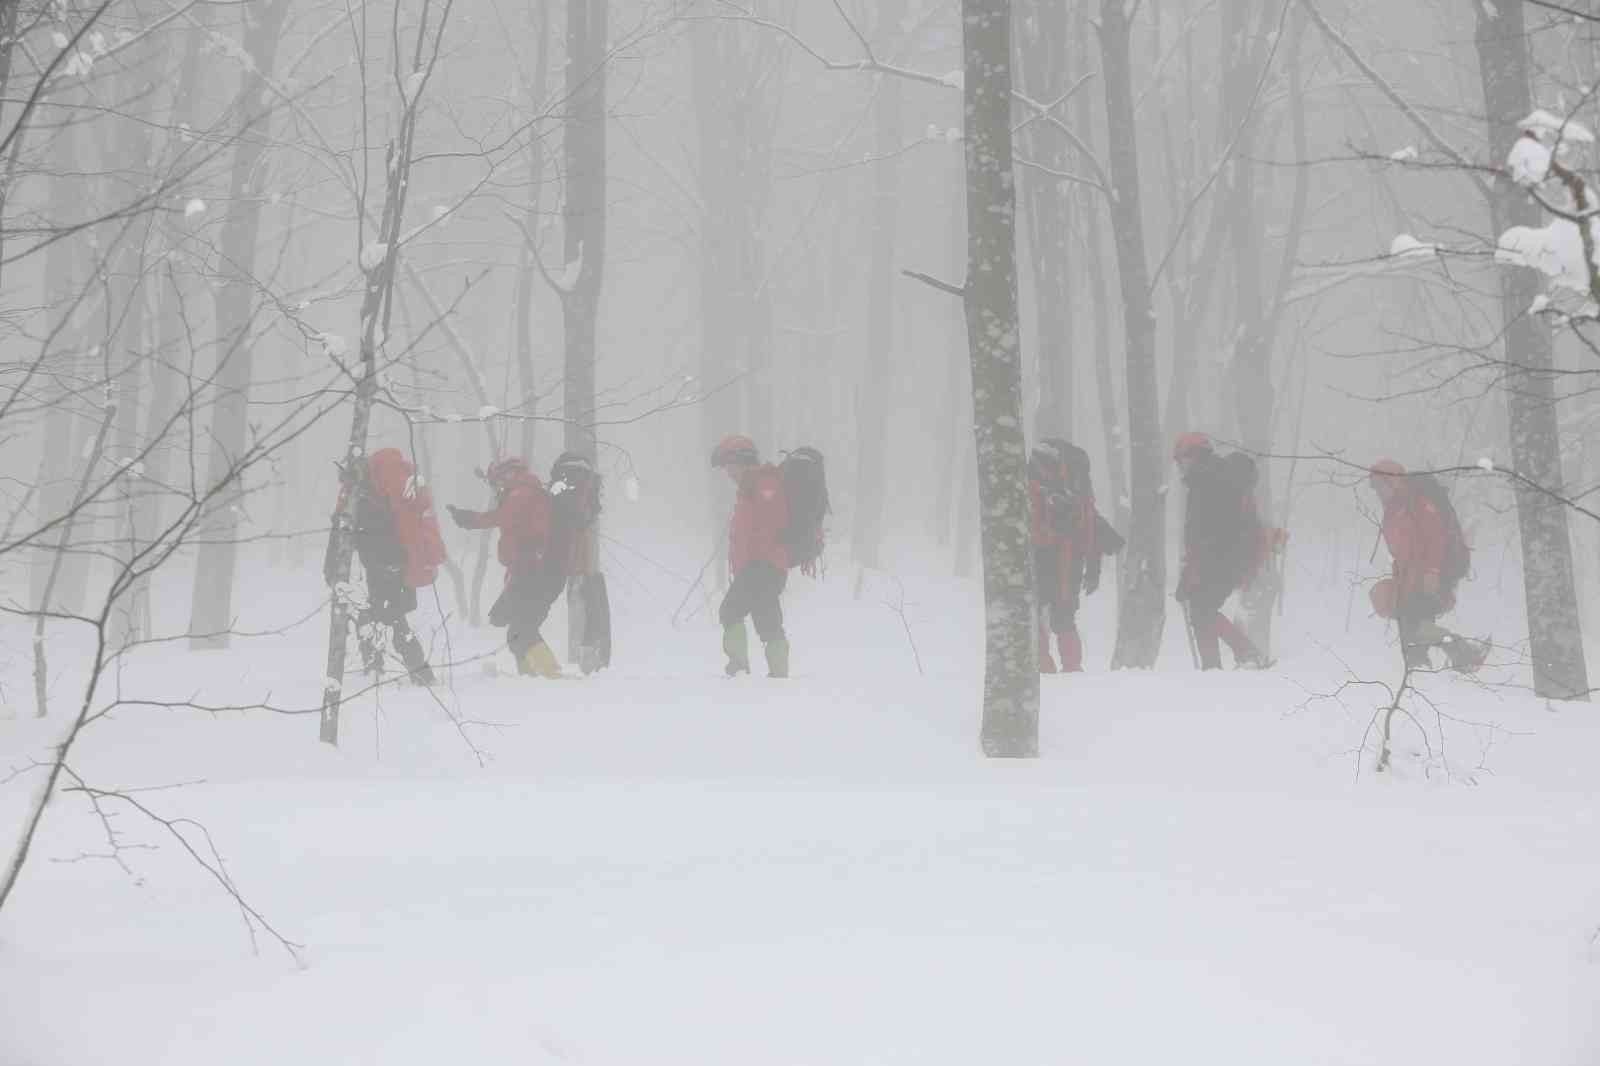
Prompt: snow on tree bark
<box><xmin>964</xmin><ymin>0</ymin><xmax>1039</xmax><ymax>757</ymax></box>
<box><xmin>1100</xmin><ymin>0</ymin><xmax>1166</xmax><ymax>670</ymax></box>
<box><xmin>1474</xmin><ymin>1</ymin><xmax>1590</xmax><ymax>701</ymax></box>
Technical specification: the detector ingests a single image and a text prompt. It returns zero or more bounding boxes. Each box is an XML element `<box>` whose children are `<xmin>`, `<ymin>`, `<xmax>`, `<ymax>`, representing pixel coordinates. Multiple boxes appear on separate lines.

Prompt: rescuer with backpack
<box><xmin>1367</xmin><ymin>459</ymin><xmax>1488</xmax><ymax>673</ymax></box>
<box><xmin>445</xmin><ymin>453</ymin><xmax>601</xmax><ymax>678</ymax></box>
<box><xmin>327</xmin><ymin>446</ymin><xmax>446</xmax><ymax>686</ymax></box>
<box><xmin>710</xmin><ymin>435</ymin><xmax>829</xmax><ymax>678</ymax></box>
<box><xmin>1173</xmin><ymin>432</ymin><xmax>1271</xmax><ymax>670</ymax></box>
<box><xmin>1028</xmin><ymin>438</ymin><xmax>1124</xmax><ymax>673</ymax></box>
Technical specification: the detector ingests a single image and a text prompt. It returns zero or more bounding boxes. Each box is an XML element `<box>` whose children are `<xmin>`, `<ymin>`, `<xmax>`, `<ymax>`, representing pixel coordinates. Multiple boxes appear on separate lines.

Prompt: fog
<box><xmin>2</xmin><ymin>1</ymin><xmax>1600</xmax><ymax>1058</ymax></box>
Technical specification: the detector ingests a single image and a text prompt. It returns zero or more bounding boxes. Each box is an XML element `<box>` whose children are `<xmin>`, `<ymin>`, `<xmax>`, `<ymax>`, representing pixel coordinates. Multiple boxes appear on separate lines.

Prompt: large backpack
<box><xmin>1413</xmin><ymin>473</ymin><xmax>1470</xmax><ymax>589</ymax></box>
<box><xmin>1217</xmin><ymin>450</ymin><xmax>1265</xmax><ymax>583</ymax></box>
<box><xmin>778</xmin><ymin>446</ymin><xmax>829</xmax><ymax>573</ymax></box>
<box><xmin>368</xmin><ymin>448</ymin><xmax>446</xmax><ymax>588</ymax></box>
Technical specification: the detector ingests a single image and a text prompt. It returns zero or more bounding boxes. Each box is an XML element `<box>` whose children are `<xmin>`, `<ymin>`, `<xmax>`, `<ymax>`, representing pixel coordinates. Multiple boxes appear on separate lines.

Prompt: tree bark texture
<box><xmin>964</xmin><ymin>0</ymin><xmax>1039</xmax><ymax>757</ymax></box>
<box><xmin>1473</xmin><ymin>1</ymin><xmax>1590</xmax><ymax>701</ymax></box>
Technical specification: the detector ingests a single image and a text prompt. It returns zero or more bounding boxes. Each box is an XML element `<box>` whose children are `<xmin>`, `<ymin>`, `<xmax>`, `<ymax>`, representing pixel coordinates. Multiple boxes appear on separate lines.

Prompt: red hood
<box><xmin>368</xmin><ymin>447</ymin><xmax>415</xmax><ymax>500</ymax></box>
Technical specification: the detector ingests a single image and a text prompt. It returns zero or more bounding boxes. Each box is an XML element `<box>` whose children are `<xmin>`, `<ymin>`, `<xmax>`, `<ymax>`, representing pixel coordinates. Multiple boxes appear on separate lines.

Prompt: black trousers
<box><xmin>359</xmin><ymin>565</ymin><xmax>430</xmax><ymax>678</ymax></box>
<box><xmin>1033</xmin><ymin>545</ymin><xmax>1079</xmax><ymax>633</ymax></box>
<box><xmin>719</xmin><ymin>561</ymin><xmax>787</xmax><ymax>643</ymax></box>
<box><xmin>490</xmin><ymin>564</ymin><xmax>567</xmax><ymax>659</ymax></box>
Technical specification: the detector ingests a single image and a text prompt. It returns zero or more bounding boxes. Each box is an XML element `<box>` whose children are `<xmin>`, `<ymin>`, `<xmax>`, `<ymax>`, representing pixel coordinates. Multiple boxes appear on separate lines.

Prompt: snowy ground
<box><xmin>2</xmin><ymin>544</ymin><xmax>1599</xmax><ymax>1065</ymax></box>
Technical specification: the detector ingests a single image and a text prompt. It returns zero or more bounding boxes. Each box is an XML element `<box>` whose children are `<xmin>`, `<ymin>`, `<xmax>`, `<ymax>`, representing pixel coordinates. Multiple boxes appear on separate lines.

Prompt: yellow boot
<box><xmin>520</xmin><ymin>641</ymin><xmax>563</xmax><ymax>679</ymax></box>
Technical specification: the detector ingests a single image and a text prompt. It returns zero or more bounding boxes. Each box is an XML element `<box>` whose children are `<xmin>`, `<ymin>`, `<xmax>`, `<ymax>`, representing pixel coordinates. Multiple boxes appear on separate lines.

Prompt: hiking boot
<box><xmin>722</xmin><ymin>622</ymin><xmax>750</xmax><ymax>677</ymax></box>
<box><xmin>520</xmin><ymin>641</ymin><xmax>563</xmax><ymax>679</ymax></box>
<box><xmin>765</xmin><ymin>638</ymin><xmax>790</xmax><ymax>679</ymax></box>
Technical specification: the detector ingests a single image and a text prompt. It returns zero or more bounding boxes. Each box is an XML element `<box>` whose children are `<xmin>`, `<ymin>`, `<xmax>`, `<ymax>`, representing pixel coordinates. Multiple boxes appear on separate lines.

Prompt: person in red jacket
<box><xmin>1368</xmin><ymin>459</ymin><xmax>1487</xmax><ymax>672</ymax></box>
<box><xmin>1028</xmin><ymin>439</ymin><xmax>1120</xmax><ymax>673</ymax></box>
<box><xmin>1174</xmin><ymin>432</ymin><xmax>1269</xmax><ymax>670</ymax></box>
<box><xmin>445</xmin><ymin>457</ymin><xmax>566</xmax><ymax>678</ymax></box>
<box><xmin>326</xmin><ymin>447</ymin><xmax>444</xmax><ymax>685</ymax></box>
<box><xmin>711</xmin><ymin>435</ymin><xmax>790</xmax><ymax>677</ymax></box>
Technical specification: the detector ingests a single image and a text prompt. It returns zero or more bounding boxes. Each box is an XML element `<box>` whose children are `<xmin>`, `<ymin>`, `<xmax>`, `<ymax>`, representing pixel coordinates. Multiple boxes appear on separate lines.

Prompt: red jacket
<box><xmin>364</xmin><ymin>448</ymin><xmax>446</xmax><ymax>587</ymax></box>
<box><xmin>454</xmin><ymin>471</ymin><xmax>550</xmax><ymax>574</ymax></box>
<box><xmin>1381</xmin><ymin>486</ymin><xmax>1448</xmax><ymax>601</ymax></box>
<box><xmin>730</xmin><ymin>465</ymin><xmax>789</xmax><ymax>573</ymax></box>
<box><xmin>1029</xmin><ymin>476</ymin><xmax>1095</xmax><ymax>598</ymax></box>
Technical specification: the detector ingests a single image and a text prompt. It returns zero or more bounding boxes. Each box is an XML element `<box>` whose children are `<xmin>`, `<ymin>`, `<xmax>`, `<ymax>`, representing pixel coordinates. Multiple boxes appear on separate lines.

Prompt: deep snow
<box><xmin>2</xmin><ymin>545</ymin><xmax>1599</xmax><ymax>1065</ymax></box>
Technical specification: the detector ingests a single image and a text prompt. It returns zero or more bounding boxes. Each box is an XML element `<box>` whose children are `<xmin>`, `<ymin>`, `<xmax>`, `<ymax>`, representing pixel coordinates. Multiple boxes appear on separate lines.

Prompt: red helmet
<box><xmin>1369</xmin><ymin>577</ymin><xmax>1398</xmax><ymax>619</ymax></box>
<box><xmin>710</xmin><ymin>434</ymin><xmax>759</xmax><ymax>469</ymax></box>
<box><xmin>484</xmin><ymin>456</ymin><xmax>529</xmax><ymax>487</ymax></box>
<box><xmin>1173</xmin><ymin>432</ymin><xmax>1212</xmax><ymax>462</ymax></box>
<box><xmin>1368</xmin><ymin>458</ymin><xmax>1406</xmax><ymax>480</ymax></box>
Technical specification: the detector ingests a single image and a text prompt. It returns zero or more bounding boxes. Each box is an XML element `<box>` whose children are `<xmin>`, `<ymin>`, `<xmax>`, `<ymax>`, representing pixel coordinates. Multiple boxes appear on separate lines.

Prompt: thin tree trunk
<box><xmin>851</xmin><ymin>0</ymin><xmax>907</xmax><ymax>576</ymax></box>
<box><xmin>1473</xmin><ymin>1</ymin><xmax>1590</xmax><ymax>700</ymax></box>
<box><xmin>561</xmin><ymin>0</ymin><xmax>608</xmax><ymax>662</ymax></box>
<box><xmin>515</xmin><ymin>0</ymin><xmax>551</xmax><ymax>465</ymax></box>
<box><xmin>1017</xmin><ymin>0</ymin><xmax>1073</xmax><ymax>439</ymax></box>
<box><xmin>964</xmin><ymin>0</ymin><xmax>1038</xmax><ymax>758</ymax></box>
<box><xmin>189</xmin><ymin>0</ymin><xmax>290</xmax><ymax>648</ymax></box>
<box><xmin>1101</xmin><ymin>0</ymin><xmax>1166</xmax><ymax>669</ymax></box>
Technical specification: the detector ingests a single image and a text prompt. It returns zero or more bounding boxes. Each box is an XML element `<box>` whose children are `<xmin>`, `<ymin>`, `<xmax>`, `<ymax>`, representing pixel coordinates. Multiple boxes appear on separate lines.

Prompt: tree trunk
<box><xmin>1220</xmin><ymin>0</ymin><xmax>1277</xmax><ymax>656</ymax></box>
<box><xmin>850</xmin><ymin>0</ymin><xmax>908</xmax><ymax>575</ymax></box>
<box><xmin>933</xmin><ymin>142</ymin><xmax>966</xmax><ymax>549</ymax></box>
<box><xmin>963</xmin><ymin>0</ymin><xmax>1038</xmax><ymax>758</ymax></box>
<box><xmin>1100</xmin><ymin>0</ymin><xmax>1166</xmax><ymax>669</ymax></box>
<box><xmin>1016</xmin><ymin>0</ymin><xmax>1073</xmax><ymax>440</ymax></box>
<box><xmin>189</xmin><ymin>0</ymin><xmax>289</xmax><ymax>648</ymax></box>
<box><xmin>515</xmin><ymin>0</ymin><xmax>552</xmax><ymax>465</ymax></box>
<box><xmin>30</xmin><ymin>124</ymin><xmax>85</xmax><ymax>617</ymax></box>
<box><xmin>561</xmin><ymin>0</ymin><xmax>608</xmax><ymax>662</ymax></box>
<box><xmin>145</xmin><ymin>3</ymin><xmax>213</xmax><ymax>539</ymax></box>
<box><xmin>1473</xmin><ymin>1</ymin><xmax>1590</xmax><ymax>701</ymax></box>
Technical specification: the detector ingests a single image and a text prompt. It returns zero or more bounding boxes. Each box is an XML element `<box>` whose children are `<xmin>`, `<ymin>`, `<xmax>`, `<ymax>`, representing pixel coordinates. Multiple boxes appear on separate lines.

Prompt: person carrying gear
<box><xmin>711</xmin><ymin>434</ymin><xmax>791</xmax><ymax>678</ymax></box>
<box><xmin>1028</xmin><ymin>438</ymin><xmax>1123</xmax><ymax>673</ymax></box>
<box><xmin>1173</xmin><ymin>432</ymin><xmax>1269</xmax><ymax>670</ymax></box>
<box><xmin>445</xmin><ymin>456</ymin><xmax>566</xmax><ymax>679</ymax></box>
<box><xmin>326</xmin><ymin>446</ymin><xmax>444</xmax><ymax>686</ymax></box>
<box><xmin>1367</xmin><ymin>459</ymin><xmax>1487</xmax><ymax>673</ymax></box>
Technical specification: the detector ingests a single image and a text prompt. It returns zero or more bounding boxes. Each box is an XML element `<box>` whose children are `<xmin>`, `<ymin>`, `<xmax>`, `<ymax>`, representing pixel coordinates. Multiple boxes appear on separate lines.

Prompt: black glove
<box><xmin>1083</xmin><ymin>556</ymin><xmax>1101</xmax><ymax>596</ymax></box>
<box><xmin>445</xmin><ymin>504</ymin><xmax>469</xmax><ymax>528</ymax></box>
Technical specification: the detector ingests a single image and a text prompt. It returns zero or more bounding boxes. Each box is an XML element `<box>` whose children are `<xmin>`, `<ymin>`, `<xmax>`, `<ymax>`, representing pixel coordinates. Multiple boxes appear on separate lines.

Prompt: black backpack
<box><xmin>1413</xmin><ymin>473</ymin><xmax>1470</xmax><ymax>589</ymax></box>
<box><xmin>778</xmin><ymin>446</ymin><xmax>829</xmax><ymax>572</ymax></box>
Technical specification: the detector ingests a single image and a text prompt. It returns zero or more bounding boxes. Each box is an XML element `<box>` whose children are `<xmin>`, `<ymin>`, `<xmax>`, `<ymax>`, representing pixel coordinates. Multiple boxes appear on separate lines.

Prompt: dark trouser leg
<box><xmin>1188</xmin><ymin>586</ymin><xmax>1227</xmax><ymax>670</ymax></box>
<box><xmin>720</xmin><ymin>563</ymin><xmax>788</xmax><ymax>675</ymax></box>
<box><xmin>1034</xmin><ymin>546</ymin><xmax>1061</xmax><ymax>672</ymax></box>
<box><xmin>501</xmin><ymin>566</ymin><xmax>567</xmax><ymax>662</ymax></box>
<box><xmin>390</xmin><ymin>617</ymin><xmax>435</xmax><ymax>684</ymax></box>
<box><xmin>1189</xmin><ymin>580</ymin><xmax>1262</xmax><ymax>669</ymax></box>
<box><xmin>1047</xmin><ymin>593</ymin><xmax>1081</xmax><ymax>673</ymax></box>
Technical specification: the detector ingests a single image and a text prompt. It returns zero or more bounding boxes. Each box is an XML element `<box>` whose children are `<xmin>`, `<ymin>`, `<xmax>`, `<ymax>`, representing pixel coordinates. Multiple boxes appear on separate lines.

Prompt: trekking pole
<box><xmin>1181</xmin><ymin>600</ymin><xmax>1201</xmax><ymax>669</ymax></box>
<box><xmin>671</xmin><ymin>534</ymin><xmax>726</xmax><ymax>628</ymax></box>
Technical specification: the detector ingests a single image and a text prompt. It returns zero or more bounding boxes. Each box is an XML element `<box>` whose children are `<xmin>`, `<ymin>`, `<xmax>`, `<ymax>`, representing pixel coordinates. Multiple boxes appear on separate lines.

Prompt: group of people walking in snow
<box><xmin>1026</xmin><ymin>430</ymin><xmax>1485</xmax><ymax>676</ymax></box>
<box><xmin>326</xmin><ymin>428</ymin><xmax>1486</xmax><ymax>684</ymax></box>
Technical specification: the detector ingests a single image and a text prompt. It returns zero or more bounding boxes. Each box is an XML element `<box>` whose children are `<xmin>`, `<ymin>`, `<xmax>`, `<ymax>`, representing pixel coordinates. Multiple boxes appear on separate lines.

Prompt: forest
<box><xmin>2</xmin><ymin>0</ymin><xmax>1599</xmax><ymax>1062</ymax></box>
